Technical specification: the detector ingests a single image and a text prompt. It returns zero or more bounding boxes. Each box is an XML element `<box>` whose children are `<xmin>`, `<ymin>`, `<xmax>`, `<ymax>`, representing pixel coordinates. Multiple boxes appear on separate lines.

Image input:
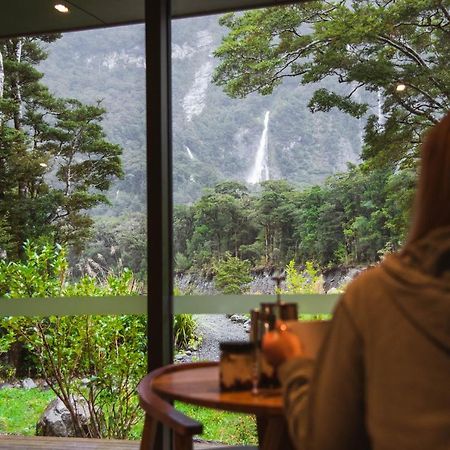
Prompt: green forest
<box><xmin>174</xmin><ymin>169</ymin><xmax>415</xmax><ymax>272</ymax></box>
<box><xmin>0</xmin><ymin>0</ymin><xmax>449</xmax><ymax>278</ymax></box>
<box><xmin>0</xmin><ymin>0</ymin><xmax>450</xmax><ymax>277</ymax></box>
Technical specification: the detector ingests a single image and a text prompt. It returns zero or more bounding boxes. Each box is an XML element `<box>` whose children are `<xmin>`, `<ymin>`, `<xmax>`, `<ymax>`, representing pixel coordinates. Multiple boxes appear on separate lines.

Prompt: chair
<box><xmin>137</xmin><ymin>365</ymin><xmax>257</xmax><ymax>450</ymax></box>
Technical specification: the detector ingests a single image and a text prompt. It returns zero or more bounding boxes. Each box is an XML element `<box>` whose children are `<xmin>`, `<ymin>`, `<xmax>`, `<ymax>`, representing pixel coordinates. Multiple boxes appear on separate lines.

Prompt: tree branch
<box><xmin>438</xmin><ymin>1</ymin><xmax>450</xmax><ymax>22</ymax></box>
<box><xmin>393</xmin><ymin>93</ymin><xmax>439</xmax><ymax>124</ymax></box>
<box><xmin>377</xmin><ymin>34</ymin><xmax>427</xmax><ymax>67</ymax></box>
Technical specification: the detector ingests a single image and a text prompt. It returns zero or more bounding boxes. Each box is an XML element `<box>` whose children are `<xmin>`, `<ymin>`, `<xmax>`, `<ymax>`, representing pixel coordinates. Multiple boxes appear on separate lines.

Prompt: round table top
<box><xmin>152</xmin><ymin>362</ymin><xmax>283</xmax><ymax>416</ymax></box>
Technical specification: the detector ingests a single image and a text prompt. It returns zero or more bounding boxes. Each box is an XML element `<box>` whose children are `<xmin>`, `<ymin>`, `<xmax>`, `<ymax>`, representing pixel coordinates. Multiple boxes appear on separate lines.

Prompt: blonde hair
<box><xmin>406</xmin><ymin>112</ymin><xmax>450</xmax><ymax>245</ymax></box>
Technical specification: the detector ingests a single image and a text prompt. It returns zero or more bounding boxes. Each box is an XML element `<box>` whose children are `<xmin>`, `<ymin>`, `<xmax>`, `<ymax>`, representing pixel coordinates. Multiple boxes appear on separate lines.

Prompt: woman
<box><xmin>263</xmin><ymin>113</ymin><xmax>450</xmax><ymax>450</ymax></box>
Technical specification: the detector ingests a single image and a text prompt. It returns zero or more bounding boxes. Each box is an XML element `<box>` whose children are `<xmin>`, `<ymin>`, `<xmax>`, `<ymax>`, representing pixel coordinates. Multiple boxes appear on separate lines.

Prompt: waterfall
<box><xmin>185</xmin><ymin>145</ymin><xmax>194</xmax><ymax>160</ymax></box>
<box><xmin>247</xmin><ymin>111</ymin><xmax>270</xmax><ymax>184</ymax></box>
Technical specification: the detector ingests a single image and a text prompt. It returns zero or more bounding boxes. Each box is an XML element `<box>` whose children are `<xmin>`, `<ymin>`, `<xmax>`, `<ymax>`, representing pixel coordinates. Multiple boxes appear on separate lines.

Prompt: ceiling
<box><xmin>0</xmin><ymin>0</ymin><xmax>302</xmax><ymax>39</ymax></box>
<box><xmin>1</xmin><ymin>0</ymin><xmax>143</xmax><ymax>38</ymax></box>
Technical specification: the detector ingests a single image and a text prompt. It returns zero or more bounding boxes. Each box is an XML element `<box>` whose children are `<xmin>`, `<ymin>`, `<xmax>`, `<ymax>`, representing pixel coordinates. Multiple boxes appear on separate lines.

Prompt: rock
<box><xmin>0</xmin><ymin>382</ymin><xmax>14</xmax><ymax>390</ymax></box>
<box><xmin>326</xmin><ymin>288</ymin><xmax>341</xmax><ymax>294</ymax></box>
<box><xmin>22</xmin><ymin>378</ymin><xmax>37</xmax><ymax>389</ymax></box>
<box><xmin>175</xmin><ymin>270</ymin><xmax>283</xmax><ymax>296</ymax></box>
<box><xmin>229</xmin><ymin>314</ymin><xmax>247</xmax><ymax>324</ymax></box>
<box><xmin>323</xmin><ymin>266</ymin><xmax>366</xmax><ymax>292</ymax></box>
<box><xmin>40</xmin><ymin>380</ymin><xmax>50</xmax><ymax>389</ymax></box>
<box><xmin>36</xmin><ymin>397</ymin><xmax>93</xmax><ymax>437</ymax></box>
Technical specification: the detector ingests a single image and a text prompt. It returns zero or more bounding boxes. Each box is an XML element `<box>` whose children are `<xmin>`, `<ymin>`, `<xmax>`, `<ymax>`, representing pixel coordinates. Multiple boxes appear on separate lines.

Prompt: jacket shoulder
<box><xmin>339</xmin><ymin>264</ymin><xmax>389</xmax><ymax>320</ymax></box>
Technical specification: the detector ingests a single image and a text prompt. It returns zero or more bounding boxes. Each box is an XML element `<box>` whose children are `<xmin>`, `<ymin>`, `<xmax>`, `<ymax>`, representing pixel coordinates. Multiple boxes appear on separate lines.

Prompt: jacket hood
<box><xmin>381</xmin><ymin>227</ymin><xmax>450</xmax><ymax>354</ymax></box>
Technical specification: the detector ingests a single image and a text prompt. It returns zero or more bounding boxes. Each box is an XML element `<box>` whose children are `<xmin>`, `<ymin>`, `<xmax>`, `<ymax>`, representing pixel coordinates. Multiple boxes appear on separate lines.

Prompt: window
<box><xmin>0</xmin><ymin>26</ymin><xmax>147</xmax><ymax>440</ymax></box>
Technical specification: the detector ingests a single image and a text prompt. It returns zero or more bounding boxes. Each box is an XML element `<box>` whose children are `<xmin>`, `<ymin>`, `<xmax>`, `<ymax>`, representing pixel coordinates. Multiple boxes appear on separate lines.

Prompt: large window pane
<box><xmin>171</xmin><ymin>1</ymin><xmax>446</xmax><ymax>308</ymax></box>
<box><xmin>0</xmin><ymin>25</ymin><xmax>147</xmax><ymax>441</ymax></box>
<box><xmin>171</xmin><ymin>2</ymin><xmax>446</xmax><ymax>443</ymax></box>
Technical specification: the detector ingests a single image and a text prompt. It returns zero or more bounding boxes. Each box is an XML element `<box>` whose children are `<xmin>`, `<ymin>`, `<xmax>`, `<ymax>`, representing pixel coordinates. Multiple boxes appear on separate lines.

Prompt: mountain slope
<box><xmin>40</xmin><ymin>13</ymin><xmax>364</xmax><ymax>209</ymax></box>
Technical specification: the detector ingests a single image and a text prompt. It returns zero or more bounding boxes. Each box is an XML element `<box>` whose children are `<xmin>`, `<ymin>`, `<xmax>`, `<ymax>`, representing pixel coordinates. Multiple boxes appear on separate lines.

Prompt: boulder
<box><xmin>36</xmin><ymin>397</ymin><xmax>93</xmax><ymax>437</ymax></box>
<box><xmin>22</xmin><ymin>378</ymin><xmax>37</xmax><ymax>389</ymax></box>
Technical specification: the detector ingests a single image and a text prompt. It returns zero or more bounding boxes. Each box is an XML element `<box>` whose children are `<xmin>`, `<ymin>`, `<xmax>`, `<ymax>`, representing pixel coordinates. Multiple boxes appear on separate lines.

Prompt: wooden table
<box><xmin>151</xmin><ymin>362</ymin><xmax>295</xmax><ymax>450</ymax></box>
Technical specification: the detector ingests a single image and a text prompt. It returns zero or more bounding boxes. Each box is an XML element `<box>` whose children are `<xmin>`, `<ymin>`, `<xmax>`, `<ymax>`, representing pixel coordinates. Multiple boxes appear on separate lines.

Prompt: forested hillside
<box><xmin>40</xmin><ymin>15</ymin><xmax>363</xmax><ymax>208</ymax></box>
<box><xmin>32</xmin><ymin>12</ymin><xmax>366</xmax><ymax>275</ymax></box>
<box><xmin>1</xmin><ymin>0</ymin><xmax>448</xmax><ymax>280</ymax></box>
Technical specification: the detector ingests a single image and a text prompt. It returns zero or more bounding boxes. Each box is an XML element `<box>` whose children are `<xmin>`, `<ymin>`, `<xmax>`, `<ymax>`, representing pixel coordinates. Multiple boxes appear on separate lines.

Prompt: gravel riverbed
<box><xmin>177</xmin><ymin>314</ymin><xmax>250</xmax><ymax>363</ymax></box>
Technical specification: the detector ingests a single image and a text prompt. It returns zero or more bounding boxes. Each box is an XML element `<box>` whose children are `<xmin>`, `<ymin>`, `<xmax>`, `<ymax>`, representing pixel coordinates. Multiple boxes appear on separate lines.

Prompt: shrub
<box><xmin>173</xmin><ymin>314</ymin><xmax>199</xmax><ymax>350</ymax></box>
<box><xmin>173</xmin><ymin>287</ymin><xmax>200</xmax><ymax>351</ymax></box>
<box><xmin>0</xmin><ymin>242</ymin><xmax>145</xmax><ymax>438</ymax></box>
<box><xmin>284</xmin><ymin>260</ymin><xmax>322</xmax><ymax>295</ymax></box>
<box><xmin>174</xmin><ymin>252</ymin><xmax>191</xmax><ymax>272</ymax></box>
<box><xmin>283</xmin><ymin>260</ymin><xmax>329</xmax><ymax>320</ymax></box>
<box><xmin>214</xmin><ymin>253</ymin><xmax>252</xmax><ymax>294</ymax></box>
<box><xmin>0</xmin><ymin>241</ymin><xmax>204</xmax><ymax>438</ymax></box>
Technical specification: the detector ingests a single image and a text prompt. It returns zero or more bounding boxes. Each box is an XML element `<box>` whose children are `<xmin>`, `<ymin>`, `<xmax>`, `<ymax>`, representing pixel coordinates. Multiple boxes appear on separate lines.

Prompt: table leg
<box><xmin>256</xmin><ymin>416</ymin><xmax>295</xmax><ymax>450</ymax></box>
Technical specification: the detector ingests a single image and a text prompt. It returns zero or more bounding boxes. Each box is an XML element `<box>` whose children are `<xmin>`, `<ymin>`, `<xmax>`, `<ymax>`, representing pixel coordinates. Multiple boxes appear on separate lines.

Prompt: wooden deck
<box><xmin>0</xmin><ymin>436</ymin><xmax>138</xmax><ymax>450</ymax></box>
<box><xmin>0</xmin><ymin>436</ymin><xmax>230</xmax><ymax>449</ymax></box>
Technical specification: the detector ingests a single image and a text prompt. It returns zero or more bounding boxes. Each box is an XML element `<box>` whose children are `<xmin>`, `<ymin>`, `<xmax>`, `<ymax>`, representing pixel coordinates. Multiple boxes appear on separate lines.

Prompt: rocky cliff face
<box><xmin>175</xmin><ymin>266</ymin><xmax>366</xmax><ymax>295</ymax></box>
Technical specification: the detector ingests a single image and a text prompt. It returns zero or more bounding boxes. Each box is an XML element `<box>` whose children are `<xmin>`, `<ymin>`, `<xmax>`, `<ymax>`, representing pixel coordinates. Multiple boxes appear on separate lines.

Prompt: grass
<box><xmin>0</xmin><ymin>388</ymin><xmax>257</xmax><ymax>445</ymax></box>
<box><xmin>0</xmin><ymin>388</ymin><xmax>55</xmax><ymax>435</ymax></box>
<box><xmin>176</xmin><ymin>402</ymin><xmax>258</xmax><ymax>445</ymax></box>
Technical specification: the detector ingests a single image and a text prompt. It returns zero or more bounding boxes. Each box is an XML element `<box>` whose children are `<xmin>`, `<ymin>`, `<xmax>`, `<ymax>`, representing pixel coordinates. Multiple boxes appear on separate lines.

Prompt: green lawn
<box><xmin>0</xmin><ymin>388</ymin><xmax>257</xmax><ymax>445</ymax></box>
<box><xmin>0</xmin><ymin>388</ymin><xmax>55</xmax><ymax>435</ymax></box>
<box><xmin>176</xmin><ymin>402</ymin><xmax>258</xmax><ymax>445</ymax></box>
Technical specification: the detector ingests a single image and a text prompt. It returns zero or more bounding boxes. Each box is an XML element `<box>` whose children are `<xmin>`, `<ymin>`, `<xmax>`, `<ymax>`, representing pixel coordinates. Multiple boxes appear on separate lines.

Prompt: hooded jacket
<box><xmin>278</xmin><ymin>227</ymin><xmax>450</xmax><ymax>450</ymax></box>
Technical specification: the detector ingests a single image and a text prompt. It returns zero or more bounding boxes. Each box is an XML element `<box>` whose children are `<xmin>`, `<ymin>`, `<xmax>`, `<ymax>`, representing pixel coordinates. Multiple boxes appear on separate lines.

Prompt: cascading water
<box><xmin>247</xmin><ymin>111</ymin><xmax>270</xmax><ymax>184</ymax></box>
<box><xmin>185</xmin><ymin>145</ymin><xmax>194</xmax><ymax>160</ymax></box>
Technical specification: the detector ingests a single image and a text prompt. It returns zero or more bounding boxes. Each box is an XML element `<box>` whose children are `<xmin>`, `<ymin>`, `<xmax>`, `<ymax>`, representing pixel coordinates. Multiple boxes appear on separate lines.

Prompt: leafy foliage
<box><xmin>173</xmin><ymin>287</ymin><xmax>199</xmax><ymax>350</ymax></box>
<box><xmin>0</xmin><ymin>242</ymin><xmax>198</xmax><ymax>439</ymax></box>
<box><xmin>214</xmin><ymin>252</ymin><xmax>252</xmax><ymax>294</ymax></box>
<box><xmin>0</xmin><ymin>242</ymin><xmax>144</xmax><ymax>438</ymax></box>
<box><xmin>173</xmin><ymin>314</ymin><xmax>199</xmax><ymax>350</ymax></box>
<box><xmin>0</xmin><ymin>37</ymin><xmax>123</xmax><ymax>258</ymax></box>
<box><xmin>282</xmin><ymin>260</ymin><xmax>330</xmax><ymax>320</ymax></box>
<box><xmin>284</xmin><ymin>260</ymin><xmax>323</xmax><ymax>295</ymax></box>
<box><xmin>174</xmin><ymin>165</ymin><xmax>415</xmax><ymax>271</ymax></box>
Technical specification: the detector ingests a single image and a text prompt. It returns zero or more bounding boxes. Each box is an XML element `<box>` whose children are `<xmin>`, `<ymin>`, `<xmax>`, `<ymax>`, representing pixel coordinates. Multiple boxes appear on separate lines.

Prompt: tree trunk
<box><xmin>13</xmin><ymin>39</ymin><xmax>23</xmax><ymax>130</ymax></box>
<box><xmin>7</xmin><ymin>342</ymin><xmax>28</xmax><ymax>377</ymax></box>
<box><xmin>0</xmin><ymin>49</ymin><xmax>4</xmax><ymax>99</ymax></box>
<box><xmin>0</xmin><ymin>49</ymin><xmax>4</xmax><ymax>125</ymax></box>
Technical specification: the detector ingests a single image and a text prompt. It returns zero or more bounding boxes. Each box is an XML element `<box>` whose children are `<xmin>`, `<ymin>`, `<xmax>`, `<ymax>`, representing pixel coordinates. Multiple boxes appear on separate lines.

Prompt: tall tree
<box><xmin>0</xmin><ymin>37</ymin><xmax>123</xmax><ymax>257</ymax></box>
<box><xmin>256</xmin><ymin>180</ymin><xmax>298</xmax><ymax>265</ymax></box>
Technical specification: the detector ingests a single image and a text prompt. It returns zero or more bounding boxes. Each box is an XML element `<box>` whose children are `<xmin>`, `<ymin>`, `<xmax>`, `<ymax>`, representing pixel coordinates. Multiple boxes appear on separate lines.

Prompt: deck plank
<box><xmin>0</xmin><ymin>435</ymin><xmax>139</xmax><ymax>449</ymax></box>
<box><xmin>0</xmin><ymin>436</ymin><xmax>231</xmax><ymax>449</ymax></box>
